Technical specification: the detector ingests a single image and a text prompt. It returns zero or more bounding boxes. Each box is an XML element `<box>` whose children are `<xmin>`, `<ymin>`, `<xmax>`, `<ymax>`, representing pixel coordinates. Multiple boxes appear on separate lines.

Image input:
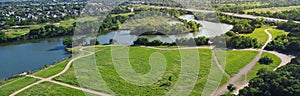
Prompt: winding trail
<box><xmin>9</xmin><ymin>29</ymin><xmax>293</xmax><ymax>96</ymax></box>
<box><xmin>9</xmin><ymin>47</ymin><xmax>111</xmax><ymax>96</ymax></box>
<box><xmin>213</xmin><ymin>29</ymin><xmax>293</xmax><ymax>95</ymax></box>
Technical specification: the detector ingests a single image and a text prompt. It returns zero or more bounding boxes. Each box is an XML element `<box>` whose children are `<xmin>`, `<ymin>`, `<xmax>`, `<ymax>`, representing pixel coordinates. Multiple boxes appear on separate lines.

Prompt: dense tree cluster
<box><xmin>266</xmin><ymin>21</ymin><xmax>300</xmax><ymax>53</ymax></box>
<box><xmin>277</xmin><ymin>20</ymin><xmax>300</xmax><ymax>33</ymax></box>
<box><xmin>212</xmin><ymin>31</ymin><xmax>259</xmax><ymax>49</ymax></box>
<box><xmin>133</xmin><ymin>36</ymin><xmax>209</xmax><ymax>46</ymax></box>
<box><xmin>0</xmin><ymin>24</ymin><xmax>75</xmax><ymax>43</ymax></box>
<box><xmin>259</xmin><ymin>56</ymin><xmax>273</xmax><ymax>65</ymax></box>
<box><xmin>238</xmin><ymin>63</ymin><xmax>300</xmax><ymax>96</ymax></box>
<box><xmin>133</xmin><ymin>37</ymin><xmax>175</xmax><ymax>46</ymax></box>
<box><xmin>226</xmin><ymin>35</ymin><xmax>259</xmax><ymax>49</ymax></box>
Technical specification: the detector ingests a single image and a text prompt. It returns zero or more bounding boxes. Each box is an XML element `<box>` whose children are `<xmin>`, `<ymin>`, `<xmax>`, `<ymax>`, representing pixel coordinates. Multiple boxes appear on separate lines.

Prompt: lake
<box><xmin>0</xmin><ymin>15</ymin><xmax>232</xmax><ymax>80</ymax></box>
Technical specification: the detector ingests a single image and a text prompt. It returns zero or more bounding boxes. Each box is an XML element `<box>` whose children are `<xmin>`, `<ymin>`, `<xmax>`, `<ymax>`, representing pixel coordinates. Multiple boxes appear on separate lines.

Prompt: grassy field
<box><xmin>242</xmin><ymin>26</ymin><xmax>270</xmax><ymax>46</ymax></box>
<box><xmin>244</xmin><ymin>6</ymin><xmax>300</xmax><ymax>13</ymax></box>
<box><xmin>3</xmin><ymin>16</ymin><xmax>99</xmax><ymax>38</ymax></box>
<box><xmin>0</xmin><ymin>77</ymin><xmax>39</xmax><ymax>96</ymax></box>
<box><xmin>225</xmin><ymin>50</ymin><xmax>259</xmax><ymax>76</ymax></box>
<box><xmin>111</xmin><ymin>12</ymin><xmax>135</xmax><ymax>17</ymax></box>
<box><xmin>242</xmin><ymin>26</ymin><xmax>288</xmax><ymax>47</ymax></box>
<box><xmin>16</xmin><ymin>82</ymin><xmax>90</xmax><ymax>96</ymax></box>
<box><xmin>33</xmin><ymin>59</ymin><xmax>70</xmax><ymax>78</ymax></box>
<box><xmin>52</xmin><ymin>46</ymin><xmax>258</xmax><ymax>95</ymax></box>
<box><xmin>247</xmin><ymin>52</ymin><xmax>281</xmax><ymax>80</ymax></box>
<box><xmin>268</xmin><ymin>27</ymin><xmax>289</xmax><ymax>40</ymax></box>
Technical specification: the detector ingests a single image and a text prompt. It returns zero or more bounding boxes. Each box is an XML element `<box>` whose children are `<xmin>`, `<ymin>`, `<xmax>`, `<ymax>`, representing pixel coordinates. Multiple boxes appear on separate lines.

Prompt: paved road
<box><xmin>10</xmin><ymin>47</ymin><xmax>111</xmax><ymax>96</ymax></box>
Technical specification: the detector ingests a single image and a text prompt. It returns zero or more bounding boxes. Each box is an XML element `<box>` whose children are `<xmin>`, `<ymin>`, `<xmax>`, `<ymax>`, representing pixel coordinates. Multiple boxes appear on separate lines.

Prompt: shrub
<box><xmin>259</xmin><ymin>56</ymin><xmax>273</xmax><ymax>65</ymax></box>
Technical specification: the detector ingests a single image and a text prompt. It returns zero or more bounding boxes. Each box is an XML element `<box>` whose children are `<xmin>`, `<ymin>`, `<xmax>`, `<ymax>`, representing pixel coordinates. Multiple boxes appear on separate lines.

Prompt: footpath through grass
<box><xmin>247</xmin><ymin>52</ymin><xmax>281</xmax><ymax>80</ymax></box>
<box><xmin>242</xmin><ymin>26</ymin><xmax>289</xmax><ymax>47</ymax></box>
<box><xmin>33</xmin><ymin>59</ymin><xmax>70</xmax><ymax>78</ymax></box>
<box><xmin>16</xmin><ymin>82</ymin><xmax>91</xmax><ymax>96</ymax></box>
<box><xmin>52</xmin><ymin>46</ymin><xmax>258</xmax><ymax>95</ymax></box>
<box><xmin>0</xmin><ymin>77</ymin><xmax>39</xmax><ymax>96</ymax></box>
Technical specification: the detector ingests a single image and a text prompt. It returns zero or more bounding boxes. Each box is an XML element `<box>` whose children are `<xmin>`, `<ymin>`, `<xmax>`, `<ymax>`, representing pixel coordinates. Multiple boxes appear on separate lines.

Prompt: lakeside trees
<box><xmin>238</xmin><ymin>63</ymin><xmax>300</xmax><ymax>96</ymax></box>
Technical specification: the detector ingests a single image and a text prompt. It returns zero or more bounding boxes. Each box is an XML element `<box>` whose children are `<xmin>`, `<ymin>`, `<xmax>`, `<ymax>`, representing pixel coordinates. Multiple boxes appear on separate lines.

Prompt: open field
<box><xmin>267</xmin><ymin>27</ymin><xmax>289</xmax><ymax>40</ymax></box>
<box><xmin>52</xmin><ymin>46</ymin><xmax>258</xmax><ymax>95</ymax></box>
<box><xmin>242</xmin><ymin>26</ymin><xmax>288</xmax><ymax>46</ymax></box>
<box><xmin>225</xmin><ymin>50</ymin><xmax>258</xmax><ymax>76</ymax></box>
<box><xmin>244</xmin><ymin>6</ymin><xmax>300</xmax><ymax>13</ymax></box>
<box><xmin>247</xmin><ymin>52</ymin><xmax>281</xmax><ymax>80</ymax></box>
<box><xmin>33</xmin><ymin>59</ymin><xmax>70</xmax><ymax>78</ymax></box>
<box><xmin>16</xmin><ymin>82</ymin><xmax>89</xmax><ymax>96</ymax></box>
<box><xmin>0</xmin><ymin>77</ymin><xmax>39</xmax><ymax>96</ymax></box>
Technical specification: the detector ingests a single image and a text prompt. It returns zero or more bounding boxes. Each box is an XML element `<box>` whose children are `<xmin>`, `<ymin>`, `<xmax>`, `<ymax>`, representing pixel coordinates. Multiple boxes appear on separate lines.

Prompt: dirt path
<box><xmin>213</xmin><ymin>29</ymin><xmax>279</xmax><ymax>95</ymax></box>
<box><xmin>10</xmin><ymin>47</ymin><xmax>110</xmax><ymax>96</ymax></box>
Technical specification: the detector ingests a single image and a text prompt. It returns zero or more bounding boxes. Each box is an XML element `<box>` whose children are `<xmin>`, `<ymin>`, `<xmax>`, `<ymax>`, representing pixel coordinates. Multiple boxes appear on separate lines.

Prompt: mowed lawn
<box><xmin>242</xmin><ymin>26</ymin><xmax>288</xmax><ymax>47</ymax></box>
<box><xmin>0</xmin><ymin>77</ymin><xmax>39</xmax><ymax>96</ymax></box>
<box><xmin>247</xmin><ymin>52</ymin><xmax>281</xmax><ymax>80</ymax></box>
<box><xmin>33</xmin><ymin>59</ymin><xmax>70</xmax><ymax>78</ymax></box>
<box><xmin>241</xmin><ymin>26</ymin><xmax>270</xmax><ymax>46</ymax></box>
<box><xmin>52</xmin><ymin>46</ymin><xmax>258</xmax><ymax>95</ymax></box>
<box><xmin>225</xmin><ymin>50</ymin><xmax>259</xmax><ymax>76</ymax></box>
<box><xmin>16</xmin><ymin>82</ymin><xmax>89</xmax><ymax>96</ymax></box>
<box><xmin>267</xmin><ymin>27</ymin><xmax>289</xmax><ymax>40</ymax></box>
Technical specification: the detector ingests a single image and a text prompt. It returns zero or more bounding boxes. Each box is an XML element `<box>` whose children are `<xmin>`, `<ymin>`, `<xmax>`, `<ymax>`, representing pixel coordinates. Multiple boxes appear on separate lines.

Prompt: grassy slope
<box><xmin>53</xmin><ymin>46</ymin><xmax>258</xmax><ymax>95</ymax></box>
<box><xmin>242</xmin><ymin>26</ymin><xmax>269</xmax><ymax>46</ymax></box>
<box><xmin>247</xmin><ymin>52</ymin><xmax>281</xmax><ymax>80</ymax></box>
<box><xmin>242</xmin><ymin>26</ymin><xmax>289</xmax><ymax>47</ymax></box>
<box><xmin>0</xmin><ymin>77</ymin><xmax>39</xmax><ymax>96</ymax></box>
<box><xmin>268</xmin><ymin>27</ymin><xmax>289</xmax><ymax>40</ymax></box>
<box><xmin>33</xmin><ymin>59</ymin><xmax>70</xmax><ymax>78</ymax></box>
<box><xmin>16</xmin><ymin>82</ymin><xmax>89</xmax><ymax>96</ymax></box>
<box><xmin>225</xmin><ymin>50</ymin><xmax>259</xmax><ymax>76</ymax></box>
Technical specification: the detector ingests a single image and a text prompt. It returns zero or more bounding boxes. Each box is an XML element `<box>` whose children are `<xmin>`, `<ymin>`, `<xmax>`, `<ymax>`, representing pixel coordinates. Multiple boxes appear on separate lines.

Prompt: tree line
<box><xmin>247</xmin><ymin>9</ymin><xmax>300</xmax><ymax>21</ymax></box>
<box><xmin>195</xmin><ymin>13</ymin><xmax>265</xmax><ymax>34</ymax></box>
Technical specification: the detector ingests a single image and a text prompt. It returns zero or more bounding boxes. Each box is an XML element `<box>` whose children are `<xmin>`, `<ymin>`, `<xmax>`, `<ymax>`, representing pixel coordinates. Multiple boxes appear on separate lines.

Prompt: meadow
<box><xmin>52</xmin><ymin>46</ymin><xmax>258</xmax><ymax>95</ymax></box>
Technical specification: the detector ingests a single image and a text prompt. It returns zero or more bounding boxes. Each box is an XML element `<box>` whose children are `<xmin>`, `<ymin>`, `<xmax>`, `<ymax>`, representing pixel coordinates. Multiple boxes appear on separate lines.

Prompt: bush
<box><xmin>259</xmin><ymin>56</ymin><xmax>273</xmax><ymax>65</ymax></box>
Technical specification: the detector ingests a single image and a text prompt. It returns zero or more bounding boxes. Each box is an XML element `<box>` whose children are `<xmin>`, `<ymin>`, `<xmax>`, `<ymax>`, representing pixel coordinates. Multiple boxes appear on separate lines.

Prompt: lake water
<box><xmin>0</xmin><ymin>15</ymin><xmax>232</xmax><ymax>80</ymax></box>
<box><xmin>0</xmin><ymin>38</ymin><xmax>71</xmax><ymax>80</ymax></box>
<box><xmin>97</xmin><ymin>15</ymin><xmax>233</xmax><ymax>44</ymax></box>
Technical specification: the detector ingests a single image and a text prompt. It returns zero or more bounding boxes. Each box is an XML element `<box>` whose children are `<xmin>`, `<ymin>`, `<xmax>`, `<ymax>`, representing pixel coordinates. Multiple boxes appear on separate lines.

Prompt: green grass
<box><xmin>53</xmin><ymin>46</ymin><xmax>259</xmax><ymax>95</ymax></box>
<box><xmin>33</xmin><ymin>59</ymin><xmax>70</xmax><ymax>78</ymax></box>
<box><xmin>268</xmin><ymin>27</ymin><xmax>289</xmax><ymax>40</ymax></box>
<box><xmin>225</xmin><ymin>50</ymin><xmax>259</xmax><ymax>76</ymax></box>
<box><xmin>0</xmin><ymin>77</ymin><xmax>39</xmax><ymax>96</ymax></box>
<box><xmin>16</xmin><ymin>82</ymin><xmax>89</xmax><ymax>96</ymax></box>
<box><xmin>111</xmin><ymin>12</ymin><xmax>135</xmax><ymax>17</ymax></box>
<box><xmin>244</xmin><ymin>6</ymin><xmax>300</xmax><ymax>13</ymax></box>
<box><xmin>247</xmin><ymin>52</ymin><xmax>281</xmax><ymax>80</ymax></box>
<box><xmin>242</xmin><ymin>26</ymin><xmax>289</xmax><ymax>47</ymax></box>
<box><xmin>242</xmin><ymin>26</ymin><xmax>270</xmax><ymax>46</ymax></box>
